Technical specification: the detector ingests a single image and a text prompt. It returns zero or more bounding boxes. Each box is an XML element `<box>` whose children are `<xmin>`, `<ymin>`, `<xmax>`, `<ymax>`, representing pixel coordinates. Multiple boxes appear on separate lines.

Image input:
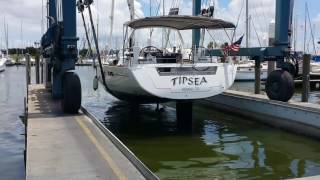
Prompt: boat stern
<box><xmin>132</xmin><ymin>63</ymin><xmax>237</xmax><ymax>100</ymax></box>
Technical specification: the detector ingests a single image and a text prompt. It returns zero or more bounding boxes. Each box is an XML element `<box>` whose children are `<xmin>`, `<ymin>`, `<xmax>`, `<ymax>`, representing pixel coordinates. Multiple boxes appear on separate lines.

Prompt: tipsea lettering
<box><xmin>171</xmin><ymin>76</ymin><xmax>207</xmax><ymax>86</ymax></box>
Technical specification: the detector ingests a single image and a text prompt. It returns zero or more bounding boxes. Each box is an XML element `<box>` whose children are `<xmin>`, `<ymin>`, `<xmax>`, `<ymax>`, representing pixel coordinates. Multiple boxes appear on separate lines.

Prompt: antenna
<box><xmin>245</xmin><ymin>0</ymin><xmax>249</xmax><ymax>48</ymax></box>
<box><xmin>109</xmin><ymin>0</ymin><xmax>115</xmax><ymax>50</ymax></box>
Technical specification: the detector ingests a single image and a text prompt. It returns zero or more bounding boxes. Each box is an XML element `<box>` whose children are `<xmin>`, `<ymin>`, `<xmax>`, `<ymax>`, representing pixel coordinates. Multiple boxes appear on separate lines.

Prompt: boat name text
<box><xmin>171</xmin><ymin>76</ymin><xmax>207</xmax><ymax>86</ymax></box>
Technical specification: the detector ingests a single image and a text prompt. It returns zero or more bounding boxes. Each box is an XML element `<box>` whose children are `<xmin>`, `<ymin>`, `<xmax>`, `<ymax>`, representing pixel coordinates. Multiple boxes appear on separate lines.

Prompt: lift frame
<box><xmin>41</xmin><ymin>0</ymin><xmax>81</xmax><ymax>113</ymax></box>
<box><xmin>193</xmin><ymin>0</ymin><xmax>296</xmax><ymax>102</ymax></box>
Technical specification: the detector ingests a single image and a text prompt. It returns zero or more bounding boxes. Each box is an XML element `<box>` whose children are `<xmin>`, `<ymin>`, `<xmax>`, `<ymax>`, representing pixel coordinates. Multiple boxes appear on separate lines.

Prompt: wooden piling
<box><xmin>254</xmin><ymin>58</ymin><xmax>261</xmax><ymax>94</ymax></box>
<box><xmin>35</xmin><ymin>55</ymin><xmax>40</xmax><ymax>84</ymax></box>
<box><xmin>267</xmin><ymin>37</ymin><xmax>275</xmax><ymax>75</ymax></box>
<box><xmin>302</xmin><ymin>54</ymin><xmax>311</xmax><ymax>102</ymax></box>
<box><xmin>26</xmin><ymin>54</ymin><xmax>31</xmax><ymax>85</ymax></box>
<box><xmin>40</xmin><ymin>56</ymin><xmax>43</xmax><ymax>83</ymax></box>
<box><xmin>267</xmin><ymin>61</ymin><xmax>275</xmax><ymax>75</ymax></box>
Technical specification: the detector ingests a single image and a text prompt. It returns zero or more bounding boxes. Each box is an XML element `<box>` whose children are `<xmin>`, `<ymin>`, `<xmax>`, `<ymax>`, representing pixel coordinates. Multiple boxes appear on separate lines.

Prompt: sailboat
<box><xmin>104</xmin><ymin>0</ymin><xmax>118</xmax><ymax>65</ymax></box>
<box><xmin>236</xmin><ymin>60</ymin><xmax>268</xmax><ymax>81</ymax></box>
<box><xmin>0</xmin><ymin>52</ymin><xmax>6</xmax><ymax>72</ymax></box>
<box><xmin>96</xmin><ymin>14</ymin><xmax>237</xmax><ymax>103</ymax></box>
<box><xmin>76</xmin><ymin>0</ymin><xmax>237</xmax><ymax>104</ymax></box>
<box><xmin>234</xmin><ymin>0</ymin><xmax>268</xmax><ymax>81</ymax></box>
<box><xmin>2</xmin><ymin>17</ymin><xmax>11</xmax><ymax>68</ymax></box>
<box><xmin>88</xmin><ymin>1</ymin><xmax>238</xmax><ymax>103</ymax></box>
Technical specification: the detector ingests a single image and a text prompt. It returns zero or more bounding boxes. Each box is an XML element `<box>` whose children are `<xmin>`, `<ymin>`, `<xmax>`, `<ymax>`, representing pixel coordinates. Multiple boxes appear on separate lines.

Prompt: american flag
<box><xmin>224</xmin><ymin>35</ymin><xmax>244</xmax><ymax>54</ymax></box>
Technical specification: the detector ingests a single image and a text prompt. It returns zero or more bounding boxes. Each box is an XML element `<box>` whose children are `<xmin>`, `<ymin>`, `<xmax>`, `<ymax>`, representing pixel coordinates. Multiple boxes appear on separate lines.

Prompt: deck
<box><xmin>26</xmin><ymin>85</ymin><xmax>155</xmax><ymax>180</ymax></box>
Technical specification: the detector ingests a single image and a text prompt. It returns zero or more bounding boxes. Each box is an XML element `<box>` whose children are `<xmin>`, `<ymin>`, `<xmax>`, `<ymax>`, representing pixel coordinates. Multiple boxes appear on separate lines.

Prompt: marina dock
<box><xmin>26</xmin><ymin>85</ymin><xmax>157</xmax><ymax>180</ymax></box>
<box><xmin>201</xmin><ymin>90</ymin><xmax>320</xmax><ymax>139</ymax></box>
<box><xmin>1</xmin><ymin>0</ymin><xmax>316</xmax><ymax>179</ymax></box>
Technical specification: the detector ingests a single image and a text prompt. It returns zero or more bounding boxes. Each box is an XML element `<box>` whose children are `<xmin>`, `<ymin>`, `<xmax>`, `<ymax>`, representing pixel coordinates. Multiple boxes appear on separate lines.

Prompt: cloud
<box><xmin>0</xmin><ymin>0</ymin><xmax>145</xmax><ymax>49</ymax></box>
<box><xmin>78</xmin><ymin>0</ymin><xmax>145</xmax><ymax>49</ymax></box>
<box><xmin>0</xmin><ymin>0</ymin><xmax>43</xmax><ymax>48</ymax></box>
<box><xmin>134</xmin><ymin>0</ymin><xmax>276</xmax><ymax>48</ymax></box>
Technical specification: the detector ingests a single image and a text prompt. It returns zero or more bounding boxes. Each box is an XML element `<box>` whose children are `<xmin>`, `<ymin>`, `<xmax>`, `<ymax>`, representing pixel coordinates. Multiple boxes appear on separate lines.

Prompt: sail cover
<box><xmin>126</xmin><ymin>15</ymin><xmax>235</xmax><ymax>30</ymax></box>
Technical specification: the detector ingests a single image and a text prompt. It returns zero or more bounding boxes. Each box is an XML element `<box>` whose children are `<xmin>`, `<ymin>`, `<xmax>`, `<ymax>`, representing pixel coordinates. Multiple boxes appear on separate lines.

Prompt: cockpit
<box><xmin>107</xmin><ymin>15</ymin><xmax>235</xmax><ymax>66</ymax></box>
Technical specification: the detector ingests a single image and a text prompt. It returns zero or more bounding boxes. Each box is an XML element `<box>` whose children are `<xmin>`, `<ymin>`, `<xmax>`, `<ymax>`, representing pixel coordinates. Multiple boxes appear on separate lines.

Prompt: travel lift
<box><xmin>209</xmin><ymin>0</ymin><xmax>297</xmax><ymax>102</ymax></box>
<box><xmin>74</xmin><ymin>0</ymin><xmax>296</xmax><ymax>129</ymax></box>
<box><xmin>41</xmin><ymin>0</ymin><xmax>81</xmax><ymax>113</ymax></box>
<box><xmin>39</xmin><ymin>0</ymin><xmax>296</xmax><ymax>119</ymax></box>
<box><xmin>177</xmin><ymin>0</ymin><xmax>297</xmax><ymax>128</ymax></box>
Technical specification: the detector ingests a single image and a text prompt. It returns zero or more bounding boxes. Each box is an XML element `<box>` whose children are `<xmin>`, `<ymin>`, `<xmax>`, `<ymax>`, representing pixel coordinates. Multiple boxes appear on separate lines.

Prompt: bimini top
<box><xmin>126</xmin><ymin>15</ymin><xmax>235</xmax><ymax>30</ymax></box>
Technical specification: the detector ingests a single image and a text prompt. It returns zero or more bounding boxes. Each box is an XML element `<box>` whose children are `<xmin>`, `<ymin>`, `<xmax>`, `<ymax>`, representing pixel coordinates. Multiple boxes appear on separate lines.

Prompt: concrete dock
<box><xmin>26</xmin><ymin>85</ymin><xmax>156</xmax><ymax>180</ymax></box>
<box><xmin>200</xmin><ymin>90</ymin><xmax>320</xmax><ymax>139</ymax></box>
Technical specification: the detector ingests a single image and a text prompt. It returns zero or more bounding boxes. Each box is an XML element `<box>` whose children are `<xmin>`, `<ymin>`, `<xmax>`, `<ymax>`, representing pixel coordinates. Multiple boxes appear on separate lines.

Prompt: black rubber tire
<box><xmin>61</xmin><ymin>72</ymin><xmax>82</xmax><ymax>114</ymax></box>
<box><xmin>265</xmin><ymin>70</ymin><xmax>294</xmax><ymax>102</ymax></box>
<box><xmin>282</xmin><ymin>62</ymin><xmax>297</xmax><ymax>77</ymax></box>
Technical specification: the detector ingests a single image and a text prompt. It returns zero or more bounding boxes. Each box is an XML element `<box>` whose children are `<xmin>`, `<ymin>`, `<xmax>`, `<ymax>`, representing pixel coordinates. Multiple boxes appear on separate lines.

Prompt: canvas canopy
<box><xmin>126</xmin><ymin>15</ymin><xmax>235</xmax><ymax>30</ymax></box>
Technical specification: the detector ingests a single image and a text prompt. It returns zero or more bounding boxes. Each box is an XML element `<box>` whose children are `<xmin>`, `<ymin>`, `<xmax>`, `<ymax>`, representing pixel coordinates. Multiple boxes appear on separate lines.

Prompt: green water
<box><xmin>76</xmin><ymin>67</ymin><xmax>320</xmax><ymax>180</ymax></box>
<box><xmin>101</xmin><ymin>104</ymin><xmax>320</xmax><ymax>179</ymax></box>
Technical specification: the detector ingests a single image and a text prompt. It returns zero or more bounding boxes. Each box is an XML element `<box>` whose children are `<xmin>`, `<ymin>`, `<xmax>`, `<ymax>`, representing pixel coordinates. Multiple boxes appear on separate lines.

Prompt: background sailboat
<box><xmin>0</xmin><ymin>51</ymin><xmax>6</xmax><ymax>72</ymax></box>
<box><xmin>234</xmin><ymin>0</ymin><xmax>268</xmax><ymax>81</ymax></box>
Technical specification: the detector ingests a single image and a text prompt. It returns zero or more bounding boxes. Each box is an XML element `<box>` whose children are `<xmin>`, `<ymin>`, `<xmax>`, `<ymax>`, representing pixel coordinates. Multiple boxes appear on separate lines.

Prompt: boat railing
<box><xmin>127</xmin><ymin>46</ymin><xmax>224</xmax><ymax>65</ymax></box>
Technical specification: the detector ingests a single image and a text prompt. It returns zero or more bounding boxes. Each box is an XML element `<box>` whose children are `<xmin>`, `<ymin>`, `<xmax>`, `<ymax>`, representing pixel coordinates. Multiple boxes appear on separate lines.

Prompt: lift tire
<box><xmin>61</xmin><ymin>72</ymin><xmax>82</xmax><ymax>114</ymax></box>
<box><xmin>265</xmin><ymin>70</ymin><xmax>294</xmax><ymax>102</ymax></box>
<box><xmin>282</xmin><ymin>62</ymin><xmax>297</xmax><ymax>77</ymax></box>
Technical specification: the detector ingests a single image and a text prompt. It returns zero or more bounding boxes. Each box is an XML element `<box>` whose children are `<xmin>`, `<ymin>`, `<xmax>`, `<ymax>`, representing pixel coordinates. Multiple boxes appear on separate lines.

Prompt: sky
<box><xmin>0</xmin><ymin>0</ymin><xmax>320</xmax><ymax>53</ymax></box>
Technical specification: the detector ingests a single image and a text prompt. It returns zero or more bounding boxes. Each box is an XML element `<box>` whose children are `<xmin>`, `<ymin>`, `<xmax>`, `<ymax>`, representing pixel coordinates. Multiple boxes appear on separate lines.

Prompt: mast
<box><xmin>20</xmin><ymin>20</ymin><xmax>23</xmax><ymax>55</ymax></box>
<box><xmin>6</xmin><ymin>22</ymin><xmax>8</xmax><ymax>56</ymax></box>
<box><xmin>303</xmin><ymin>2</ymin><xmax>307</xmax><ymax>53</ymax></box>
<box><xmin>127</xmin><ymin>0</ymin><xmax>135</xmax><ymax>47</ymax></box>
<box><xmin>109</xmin><ymin>0</ymin><xmax>115</xmax><ymax>50</ymax></box>
<box><xmin>127</xmin><ymin>0</ymin><xmax>135</xmax><ymax>21</ymax></box>
<box><xmin>245</xmin><ymin>0</ymin><xmax>249</xmax><ymax>48</ymax></box>
<box><xmin>162</xmin><ymin>0</ymin><xmax>165</xmax><ymax>48</ymax></box>
<box><xmin>149</xmin><ymin>0</ymin><xmax>152</xmax><ymax>45</ymax></box>
<box><xmin>131</xmin><ymin>0</ymin><xmax>134</xmax><ymax>20</ymax></box>
<box><xmin>293</xmin><ymin>15</ymin><xmax>297</xmax><ymax>51</ymax></box>
<box><xmin>192</xmin><ymin>0</ymin><xmax>201</xmax><ymax>47</ymax></box>
<box><xmin>96</xmin><ymin>0</ymin><xmax>99</xmax><ymax>42</ymax></box>
<box><xmin>41</xmin><ymin>0</ymin><xmax>44</xmax><ymax>35</ymax></box>
<box><xmin>248</xmin><ymin>15</ymin><xmax>251</xmax><ymax>47</ymax></box>
<box><xmin>4</xmin><ymin>17</ymin><xmax>8</xmax><ymax>56</ymax></box>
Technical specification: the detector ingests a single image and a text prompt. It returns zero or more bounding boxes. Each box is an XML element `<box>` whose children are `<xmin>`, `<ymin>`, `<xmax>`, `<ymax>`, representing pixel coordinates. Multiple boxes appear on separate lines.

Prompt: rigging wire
<box><xmin>257</xmin><ymin>0</ymin><xmax>270</xmax><ymax>35</ymax></box>
<box><xmin>203</xmin><ymin>0</ymin><xmax>232</xmax><ymax>47</ymax></box>
<box><xmin>231</xmin><ymin>0</ymin><xmax>245</xmax><ymax>42</ymax></box>
<box><xmin>251</xmin><ymin>17</ymin><xmax>262</xmax><ymax>46</ymax></box>
<box><xmin>206</xmin><ymin>29</ymin><xmax>218</xmax><ymax>47</ymax></box>
<box><xmin>154</xmin><ymin>0</ymin><xmax>161</xmax><ymax>16</ymax></box>
<box><xmin>171</xmin><ymin>0</ymin><xmax>179</xmax><ymax>9</ymax></box>
<box><xmin>251</xmin><ymin>6</ymin><xmax>267</xmax><ymax>42</ymax></box>
<box><xmin>150</xmin><ymin>0</ymin><xmax>163</xmax><ymax>39</ymax></box>
<box><xmin>306</xmin><ymin>3</ymin><xmax>316</xmax><ymax>54</ymax></box>
<box><xmin>256</xmin><ymin>8</ymin><xmax>267</xmax><ymax>33</ymax></box>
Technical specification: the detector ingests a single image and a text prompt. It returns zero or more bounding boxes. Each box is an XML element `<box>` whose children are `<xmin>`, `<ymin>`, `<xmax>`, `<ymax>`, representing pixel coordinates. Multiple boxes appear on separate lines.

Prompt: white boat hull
<box><xmin>101</xmin><ymin>63</ymin><xmax>237</xmax><ymax>103</ymax></box>
<box><xmin>0</xmin><ymin>58</ymin><xmax>6</xmax><ymax>72</ymax></box>
<box><xmin>310</xmin><ymin>62</ymin><xmax>320</xmax><ymax>74</ymax></box>
<box><xmin>236</xmin><ymin>70</ymin><xmax>268</xmax><ymax>81</ymax></box>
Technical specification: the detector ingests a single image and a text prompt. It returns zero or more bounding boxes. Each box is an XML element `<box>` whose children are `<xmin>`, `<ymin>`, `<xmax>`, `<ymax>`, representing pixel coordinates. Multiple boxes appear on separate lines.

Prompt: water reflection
<box><xmin>0</xmin><ymin>67</ymin><xmax>26</xmax><ymax>180</ymax></box>
<box><xmin>78</xmin><ymin>67</ymin><xmax>320</xmax><ymax>180</ymax></box>
<box><xmin>83</xmin><ymin>99</ymin><xmax>320</xmax><ymax>179</ymax></box>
